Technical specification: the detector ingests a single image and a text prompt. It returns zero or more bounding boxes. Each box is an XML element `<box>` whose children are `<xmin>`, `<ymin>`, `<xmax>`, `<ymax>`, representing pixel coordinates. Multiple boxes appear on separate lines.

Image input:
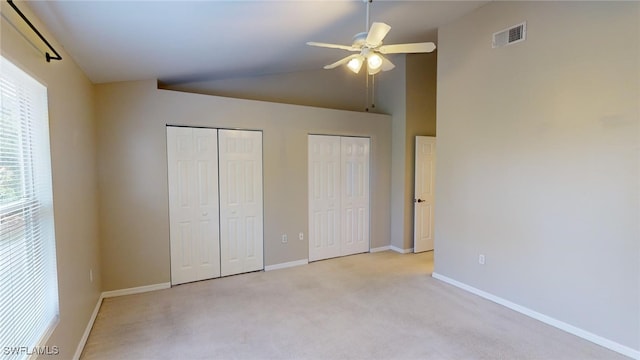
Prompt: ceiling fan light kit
<box><xmin>367</xmin><ymin>54</ymin><xmax>382</xmax><ymax>71</ymax></box>
<box><xmin>347</xmin><ymin>57</ymin><xmax>363</xmax><ymax>73</ymax></box>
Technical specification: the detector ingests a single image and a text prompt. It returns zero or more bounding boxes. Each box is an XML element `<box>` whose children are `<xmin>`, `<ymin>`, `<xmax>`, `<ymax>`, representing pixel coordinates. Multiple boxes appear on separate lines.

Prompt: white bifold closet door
<box><xmin>167</xmin><ymin>127</ymin><xmax>221</xmax><ymax>285</ymax></box>
<box><xmin>308</xmin><ymin>136</ymin><xmax>342</xmax><ymax>262</ymax></box>
<box><xmin>218</xmin><ymin>130</ymin><xmax>264</xmax><ymax>276</ymax></box>
<box><xmin>168</xmin><ymin>127</ymin><xmax>264</xmax><ymax>285</ymax></box>
<box><xmin>309</xmin><ymin>135</ymin><xmax>370</xmax><ymax>262</ymax></box>
<box><xmin>340</xmin><ymin>137</ymin><xmax>370</xmax><ymax>256</ymax></box>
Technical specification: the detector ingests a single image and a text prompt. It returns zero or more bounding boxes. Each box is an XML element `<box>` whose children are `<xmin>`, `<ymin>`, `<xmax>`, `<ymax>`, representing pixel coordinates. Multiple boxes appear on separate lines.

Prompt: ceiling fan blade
<box><xmin>307</xmin><ymin>42</ymin><xmax>356</xmax><ymax>51</ymax></box>
<box><xmin>324</xmin><ymin>54</ymin><xmax>360</xmax><ymax>70</ymax></box>
<box><xmin>380</xmin><ymin>55</ymin><xmax>395</xmax><ymax>72</ymax></box>
<box><xmin>378</xmin><ymin>42</ymin><xmax>436</xmax><ymax>54</ymax></box>
<box><xmin>365</xmin><ymin>22</ymin><xmax>391</xmax><ymax>47</ymax></box>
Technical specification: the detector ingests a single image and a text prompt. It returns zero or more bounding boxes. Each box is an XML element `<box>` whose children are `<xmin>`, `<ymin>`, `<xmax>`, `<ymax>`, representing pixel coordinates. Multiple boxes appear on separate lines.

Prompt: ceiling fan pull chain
<box><xmin>371</xmin><ymin>74</ymin><xmax>376</xmax><ymax>109</ymax></box>
<box><xmin>365</xmin><ymin>71</ymin><xmax>370</xmax><ymax>112</ymax></box>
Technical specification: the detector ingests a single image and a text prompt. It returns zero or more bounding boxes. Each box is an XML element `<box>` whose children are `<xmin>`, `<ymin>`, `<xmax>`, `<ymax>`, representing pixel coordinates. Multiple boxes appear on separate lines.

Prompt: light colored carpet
<box><xmin>81</xmin><ymin>251</ymin><xmax>626</xmax><ymax>359</ymax></box>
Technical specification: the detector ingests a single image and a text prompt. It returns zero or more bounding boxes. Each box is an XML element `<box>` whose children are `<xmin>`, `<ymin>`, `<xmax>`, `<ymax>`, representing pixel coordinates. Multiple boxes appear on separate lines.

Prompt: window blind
<box><xmin>0</xmin><ymin>56</ymin><xmax>58</xmax><ymax>359</ymax></box>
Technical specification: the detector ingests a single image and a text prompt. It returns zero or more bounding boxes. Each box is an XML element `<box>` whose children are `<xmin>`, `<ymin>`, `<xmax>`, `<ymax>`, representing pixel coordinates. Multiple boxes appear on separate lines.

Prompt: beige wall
<box><xmin>435</xmin><ymin>1</ymin><xmax>639</xmax><ymax>352</ymax></box>
<box><xmin>95</xmin><ymin>80</ymin><xmax>392</xmax><ymax>291</ymax></box>
<box><xmin>1</xmin><ymin>2</ymin><xmax>101</xmax><ymax>359</ymax></box>
<box><xmin>406</xmin><ymin>53</ymin><xmax>437</xmax><ymax>139</ymax></box>
<box><xmin>375</xmin><ymin>56</ymin><xmax>408</xmax><ymax>250</ymax></box>
<box><xmin>162</xmin><ymin>67</ymin><xmax>370</xmax><ymax>112</ymax></box>
<box><xmin>377</xmin><ymin>53</ymin><xmax>438</xmax><ymax>250</ymax></box>
<box><xmin>405</xmin><ymin>53</ymin><xmax>438</xmax><ymax>249</ymax></box>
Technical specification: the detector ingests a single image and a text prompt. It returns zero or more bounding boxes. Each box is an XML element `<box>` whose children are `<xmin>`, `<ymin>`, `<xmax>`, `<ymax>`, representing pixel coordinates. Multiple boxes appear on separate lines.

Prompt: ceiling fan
<box><xmin>307</xmin><ymin>0</ymin><xmax>436</xmax><ymax>75</ymax></box>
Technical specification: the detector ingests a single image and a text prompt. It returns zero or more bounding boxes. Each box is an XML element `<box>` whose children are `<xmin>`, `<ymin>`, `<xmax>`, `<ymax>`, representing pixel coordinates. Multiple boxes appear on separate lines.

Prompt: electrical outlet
<box><xmin>478</xmin><ymin>254</ymin><xmax>485</xmax><ymax>265</ymax></box>
<box><xmin>281</xmin><ymin>234</ymin><xmax>288</xmax><ymax>243</ymax></box>
<box><xmin>89</xmin><ymin>269</ymin><xmax>94</xmax><ymax>282</ymax></box>
<box><xmin>299</xmin><ymin>232</ymin><xmax>304</xmax><ymax>240</ymax></box>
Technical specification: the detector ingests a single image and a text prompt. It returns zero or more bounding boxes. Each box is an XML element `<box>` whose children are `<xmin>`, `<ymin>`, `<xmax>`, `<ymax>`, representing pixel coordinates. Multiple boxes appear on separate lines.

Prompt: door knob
<box><xmin>414</xmin><ymin>199</ymin><xmax>425</xmax><ymax>203</ymax></box>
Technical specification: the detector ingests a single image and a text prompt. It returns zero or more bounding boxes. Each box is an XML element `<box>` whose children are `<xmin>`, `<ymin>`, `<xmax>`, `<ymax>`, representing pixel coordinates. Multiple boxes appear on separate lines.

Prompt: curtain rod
<box><xmin>6</xmin><ymin>0</ymin><xmax>62</xmax><ymax>62</ymax></box>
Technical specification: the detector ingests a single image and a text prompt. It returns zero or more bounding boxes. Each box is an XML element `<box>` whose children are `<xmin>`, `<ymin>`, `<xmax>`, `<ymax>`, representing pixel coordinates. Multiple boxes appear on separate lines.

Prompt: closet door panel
<box><xmin>167</xmin><ymin>127</ymin><xmax>220</xmax><ymax>285</ymax></box>
<box><xmin>341</xmin><ymin>137</ymin><xmax>370</xmax><ymax>256</ymax></box>
<box><xmin>308</xmin><ymin>135</ymin><xmax>342</xmax><ymax>262</ymax></box>
<box><xmin>219</xmin><ymin>130</ymin><xmax>264</xmax><ymax>276</ymax></box>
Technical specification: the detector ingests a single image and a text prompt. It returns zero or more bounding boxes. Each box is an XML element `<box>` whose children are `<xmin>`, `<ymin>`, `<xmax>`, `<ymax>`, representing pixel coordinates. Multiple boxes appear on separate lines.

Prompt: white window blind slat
<box><xmin>0</xmin><ymin>56</ymin><xmax>58</xmax><ymax>360</ymax></box>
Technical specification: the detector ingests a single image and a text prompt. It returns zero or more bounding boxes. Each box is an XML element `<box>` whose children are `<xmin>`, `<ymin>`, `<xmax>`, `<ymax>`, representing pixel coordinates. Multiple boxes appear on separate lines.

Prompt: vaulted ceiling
<box><xmin>27</xmin><ymin>0</ymin><xmax>488</xmax><ymax>84</ymax></box>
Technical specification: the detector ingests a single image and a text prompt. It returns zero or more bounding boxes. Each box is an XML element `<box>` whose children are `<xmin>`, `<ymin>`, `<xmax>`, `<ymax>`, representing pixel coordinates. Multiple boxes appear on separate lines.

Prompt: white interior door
<box><xmin>308</xmin><ymin>135</ymin><xmax>341</xmax><ymax>262</ymax></box>
<box><xmin>167</xmin><ymin>126</ymin><xmax>220</xmax><ymax>285</ymax></box>
<box><xmin>219</xmin><ymin>130</ymin><xmax>264</xmax><ymax>276</ymax></box>
<box><xmin>414</xmin><ymin>136</ymin><xmax>436</xmax><ymax>253</ymax></box>
<box><xmin>341</xmin><ymin>137</ymin><xmax>370</xmax><ymax>256</ymax></box>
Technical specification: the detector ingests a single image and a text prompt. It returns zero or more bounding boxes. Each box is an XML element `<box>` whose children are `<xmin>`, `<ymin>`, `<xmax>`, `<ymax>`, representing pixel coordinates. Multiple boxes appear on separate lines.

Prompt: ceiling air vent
<box><xmin>492</xmin><ymin>22</ymin><xmax>526</xmax><ymax>48</ymax></box>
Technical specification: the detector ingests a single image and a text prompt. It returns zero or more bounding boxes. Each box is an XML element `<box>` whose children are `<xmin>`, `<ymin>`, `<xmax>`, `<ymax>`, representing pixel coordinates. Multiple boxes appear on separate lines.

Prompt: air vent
<box><xmin>492</xmin><ymin>22</ymin><xmax>526</xmax><ymax>48</ymax></box>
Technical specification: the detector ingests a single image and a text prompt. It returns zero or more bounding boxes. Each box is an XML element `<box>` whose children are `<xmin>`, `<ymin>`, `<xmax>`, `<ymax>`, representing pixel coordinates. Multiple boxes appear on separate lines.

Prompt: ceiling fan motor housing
<box><xmin>352</xmin><ymin>32</ymin><xmax>368</xmax><ymax>48</ymax></box>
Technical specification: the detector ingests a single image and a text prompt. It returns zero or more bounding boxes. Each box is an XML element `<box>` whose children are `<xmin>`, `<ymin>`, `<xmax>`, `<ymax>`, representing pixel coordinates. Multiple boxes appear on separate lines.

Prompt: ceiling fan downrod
<box><xmin>365</xmin><ymin>0</ymin><xmax>374</xmax><ymax>112</ymax></box>
<box><xmin>366</xmin><ymin>0</ymin><xmax>372</xmax><ymax>33</ymax></box>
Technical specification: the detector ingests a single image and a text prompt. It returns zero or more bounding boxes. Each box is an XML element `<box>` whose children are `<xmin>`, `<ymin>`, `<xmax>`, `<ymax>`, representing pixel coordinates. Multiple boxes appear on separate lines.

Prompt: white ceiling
<box><xmin>27</xmin><ymin>0</ymin><xmax>488</xmax><ymax>84</ymax></box>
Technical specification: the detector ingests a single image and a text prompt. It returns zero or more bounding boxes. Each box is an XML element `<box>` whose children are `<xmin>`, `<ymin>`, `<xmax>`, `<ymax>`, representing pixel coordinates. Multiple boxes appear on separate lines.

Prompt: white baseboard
<box><xmin>102</xmin><ymin>282</ymin><xmax>171</xmax><ymax>298</ymax></box>
<box><xmin>73</xmin><ymin>294</ymin><xmax>103</xmax><ymax>360</ymax></box>
<box><xmin>390</xmin><ymin>245</ymin><xmax>413</xmax><ymax>254</ymax></box>
<box><xmin>370</xmin><ymin>246</ymin><xmax>390</xmax><ymax>253</ymax></box>
<box><xmin>432</xmin><ymin>272</ymin><xmax>640</xmax><ymax>359</ymax></box>
<box><xmin>265</xmin><ymin>259</ymin><xmax>309</xmax><ymax>271</ymax></box>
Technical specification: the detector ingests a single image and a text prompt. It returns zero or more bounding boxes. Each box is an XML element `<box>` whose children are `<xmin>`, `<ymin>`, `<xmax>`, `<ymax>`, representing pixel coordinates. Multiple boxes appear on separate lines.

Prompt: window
<box><xmin>0</xmin><ymin>56</ymin><xmax>58</xmax><ymax>359</ymax></box>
